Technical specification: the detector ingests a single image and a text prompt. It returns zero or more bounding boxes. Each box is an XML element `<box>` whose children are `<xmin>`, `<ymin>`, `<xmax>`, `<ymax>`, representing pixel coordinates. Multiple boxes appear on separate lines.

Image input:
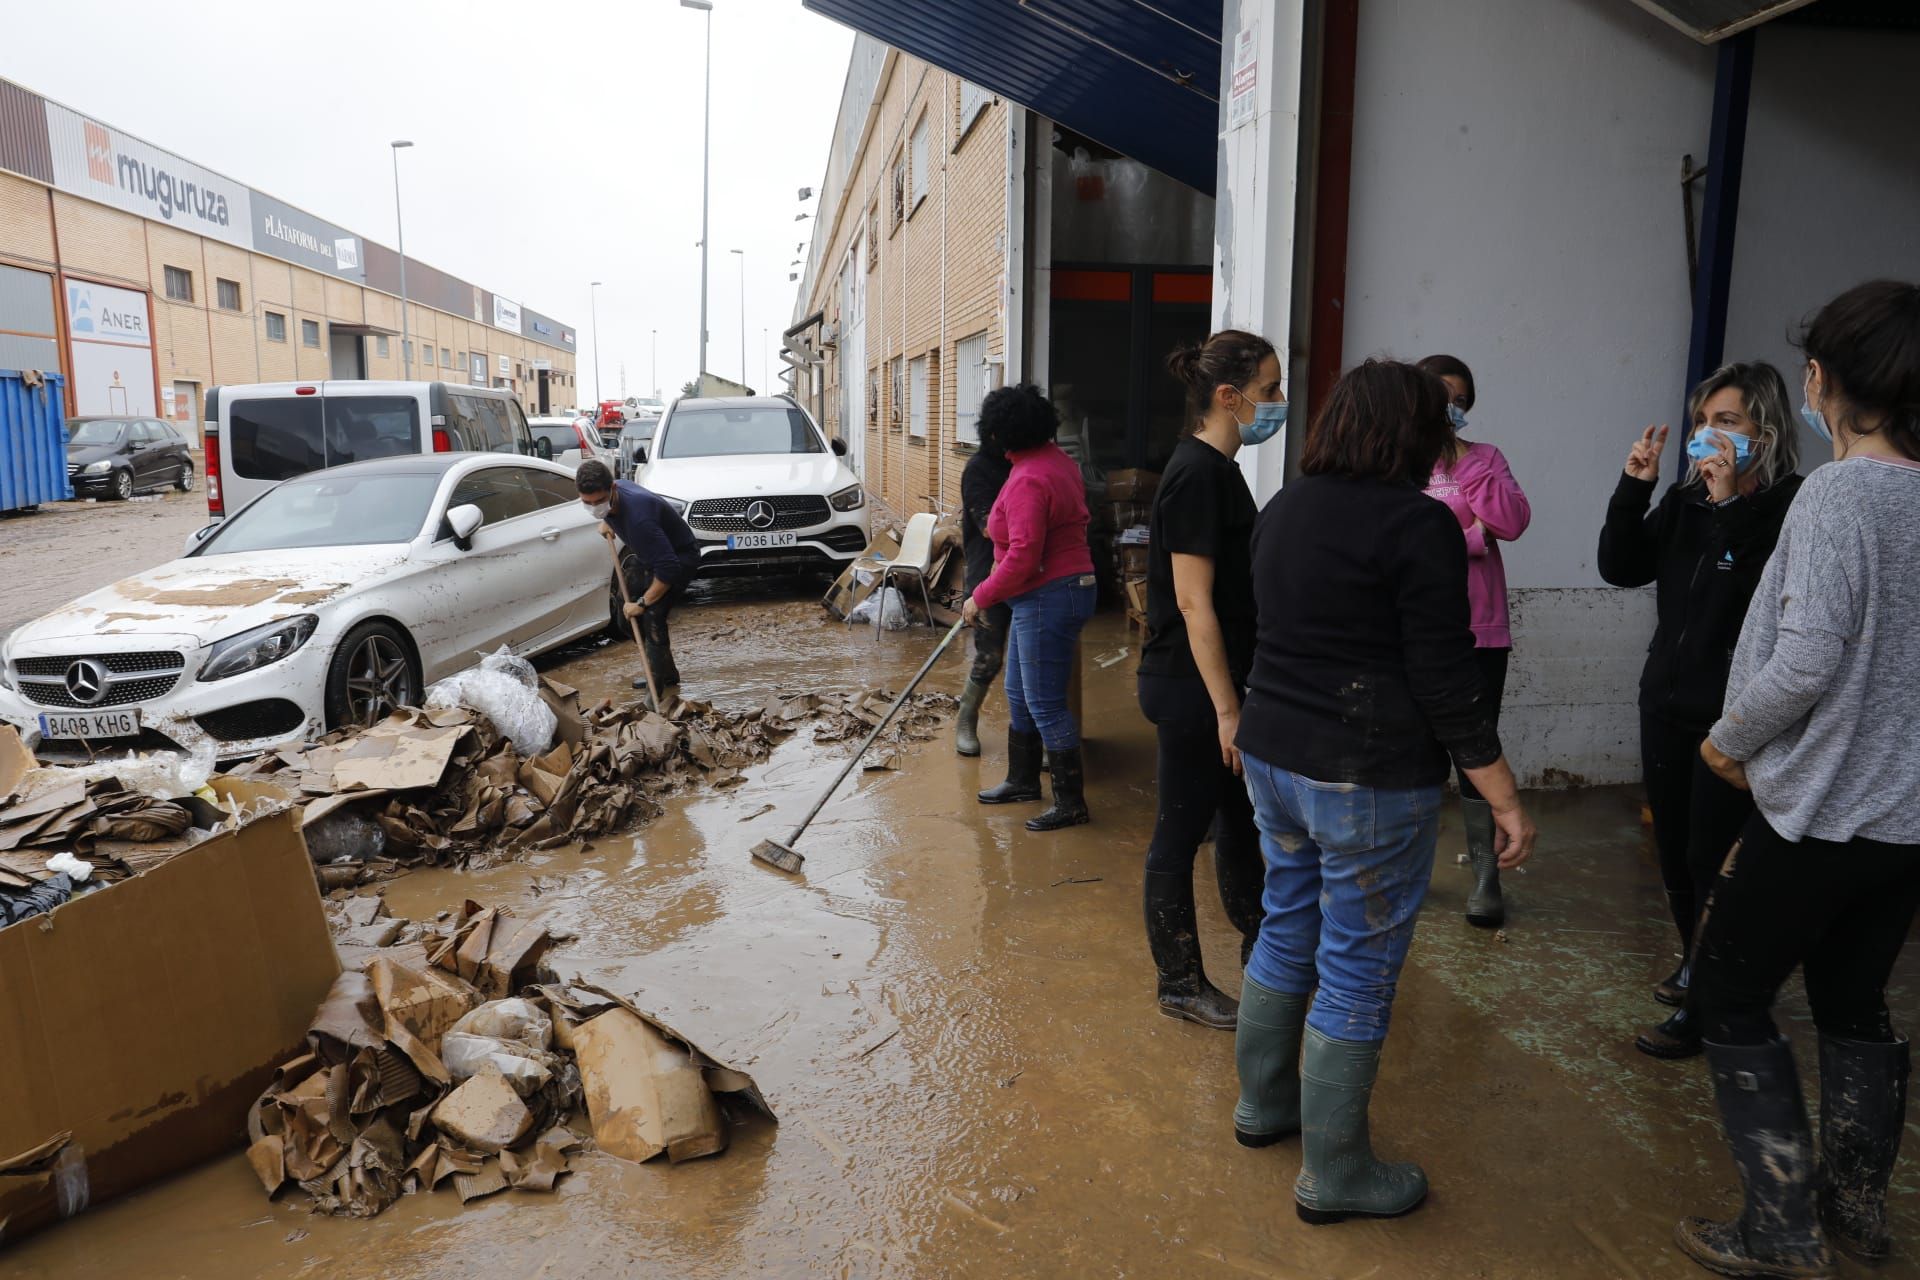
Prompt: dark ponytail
<box><xmin>1799</xmin><ymin>280</ymin><xmax>1920</xmax><ymax>461</ymax></box>
<box><xmin>1167</xmin><ymin>329</ymin><xmax>1277</xmax><ymax>428</ymax></box>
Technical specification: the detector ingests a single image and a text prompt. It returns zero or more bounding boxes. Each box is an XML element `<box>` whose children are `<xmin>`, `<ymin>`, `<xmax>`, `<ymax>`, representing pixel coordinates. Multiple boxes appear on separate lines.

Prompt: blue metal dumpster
<box><xmin>0</xmin><ymin>370</ymin><xmax>71</xmax><ymax>513</ymax></box>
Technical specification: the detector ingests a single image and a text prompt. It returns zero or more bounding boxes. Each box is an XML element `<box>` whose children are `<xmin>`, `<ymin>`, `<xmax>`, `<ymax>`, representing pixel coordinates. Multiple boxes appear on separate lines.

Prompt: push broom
<box><xmin>750</xmin><ymin>616</ymin><xmax>967</xmax><ymax>873</ymax></box>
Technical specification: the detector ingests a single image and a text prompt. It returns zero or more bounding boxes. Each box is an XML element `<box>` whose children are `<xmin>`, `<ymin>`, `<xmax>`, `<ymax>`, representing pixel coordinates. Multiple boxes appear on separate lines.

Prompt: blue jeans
<box><xmin>1241</xmin><ymin>752</ymin><xmax>1442</xmax><ymax>1042</ymax></box>
<box><xmin>1002</xmin><ymin>573</ymin><xmax>1096</xmax><ymax>750</ymax></box>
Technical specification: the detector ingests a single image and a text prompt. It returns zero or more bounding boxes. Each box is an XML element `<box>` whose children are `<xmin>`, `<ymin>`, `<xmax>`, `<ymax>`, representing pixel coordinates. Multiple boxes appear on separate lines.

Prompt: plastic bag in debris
<box><xmin>15</xmin><ymin>739</ymin><xmax>217</xmax><ymax>801</ymax></box>
<box><xmin>848</xmin><ymin>586</ymin><xmax>911</xmax><ymax>630</ymax></box>
<box><xmin>426</xmin><ymin>647</ymin><xmax>556</xmax><ymax>757</ymax></box>
<box><xmin>303</xmin><ymin>807</ymin><xmax>387</xmax><ymax>866</ymax></box>
<box><xmin>440</xmin><ymin>998</ymin><xmax>558</xmax><ymax>1097</ymax></box>
<box><xmin>1</xmin><ymin>872</ymin><xmax>74</xmax><ymax>927</ymax></box>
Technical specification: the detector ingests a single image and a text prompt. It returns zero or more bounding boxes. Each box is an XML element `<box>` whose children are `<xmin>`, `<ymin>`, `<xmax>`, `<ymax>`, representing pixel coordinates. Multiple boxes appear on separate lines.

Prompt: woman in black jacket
<box><xmin>1233</xmin><ymin>360</ymin><xmax>1536</xmax><ymax>1224</ymax></box>
<box><xmin>1596</xmin><ymin>361</ymin><xmax>1802</xmax><ymax>1059</ymax></box>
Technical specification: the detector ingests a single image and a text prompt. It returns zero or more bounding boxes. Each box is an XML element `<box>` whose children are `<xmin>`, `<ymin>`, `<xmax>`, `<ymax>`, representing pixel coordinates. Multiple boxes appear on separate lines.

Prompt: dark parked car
<box><xmin>65</xmin><ymin>416</ymin><xmax>195</xmax><ymax>500</ymax></box>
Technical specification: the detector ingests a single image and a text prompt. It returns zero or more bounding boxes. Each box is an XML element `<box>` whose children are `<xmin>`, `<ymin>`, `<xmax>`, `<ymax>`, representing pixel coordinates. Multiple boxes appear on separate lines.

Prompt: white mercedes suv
<box><xmin>634</xmin><ymin>395</ymin><xmax>870</xmax><ymax>576</ymax></box>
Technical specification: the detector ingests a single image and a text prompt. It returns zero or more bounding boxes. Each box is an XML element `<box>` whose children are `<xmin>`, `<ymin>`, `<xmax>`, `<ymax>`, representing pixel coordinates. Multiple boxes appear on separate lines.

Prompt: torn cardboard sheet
<box><xmin>248</xmin><ymin>900</ymin><xmax>774</xmax><ymax>1221</ymax></box>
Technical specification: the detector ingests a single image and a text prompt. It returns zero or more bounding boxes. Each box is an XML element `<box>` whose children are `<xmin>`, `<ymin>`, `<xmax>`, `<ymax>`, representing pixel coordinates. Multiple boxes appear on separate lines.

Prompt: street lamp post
<box><xmin>730</xmin><ymin>248</ymin><xmax>745</xmax><ymax>387</ymax></box>
<box><xmin>390</xmin><ymin>141</ymin><xmax>413</xmax><ymax>378</ymax></box>
<box><xmin>589</xmin><ymin>281</ymin><xmax>603</xmax><ymax>409</ymax></box>
<box><xmin>682</xmin><ymin>0</ymin><xmax>713</xmax><ymax>383</ymax></box>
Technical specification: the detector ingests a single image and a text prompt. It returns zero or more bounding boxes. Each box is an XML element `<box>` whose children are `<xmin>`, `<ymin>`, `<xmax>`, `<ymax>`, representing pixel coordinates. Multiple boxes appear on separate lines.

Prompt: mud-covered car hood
<box><xmin>4</xmin><ymin>546</ymin><xmax>411</xmax><ymax>651</ymax></box>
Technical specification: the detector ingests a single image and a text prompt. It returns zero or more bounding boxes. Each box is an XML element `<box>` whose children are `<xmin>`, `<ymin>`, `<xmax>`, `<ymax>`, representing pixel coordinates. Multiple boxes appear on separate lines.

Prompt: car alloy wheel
<box><xmin>176</xmin><ymin>462</ymin><xmax>195</xmax><ymax>492</ymax></box>
<box><xmin>113</xmin><ymin>469</ymin><xmax>134</xmax><ymax>500</ymax></box>
<box><xmin>342</xmin><ymin>632</ymin><xmax>414</xmax><ymax>726</ymax></box>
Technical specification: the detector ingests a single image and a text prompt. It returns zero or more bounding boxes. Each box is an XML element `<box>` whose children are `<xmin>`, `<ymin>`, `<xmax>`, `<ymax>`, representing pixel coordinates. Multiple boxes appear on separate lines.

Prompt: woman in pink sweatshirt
<box><xmin>1417</xmin><ymin>354</ymin><xmax>1532</xmax><ymax>927</ymax></box>
<box><xmin>962</xmin><ymin>384</ymin><xmax>1097</xmax><ymax>831</ymax></box>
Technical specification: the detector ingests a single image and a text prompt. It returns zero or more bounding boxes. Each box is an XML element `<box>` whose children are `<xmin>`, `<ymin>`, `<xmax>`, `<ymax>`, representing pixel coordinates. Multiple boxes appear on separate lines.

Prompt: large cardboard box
<box><xmin>0</xmin><ymin>810</ymin><xmax>339</xmax><ymax>1247</ymax></box>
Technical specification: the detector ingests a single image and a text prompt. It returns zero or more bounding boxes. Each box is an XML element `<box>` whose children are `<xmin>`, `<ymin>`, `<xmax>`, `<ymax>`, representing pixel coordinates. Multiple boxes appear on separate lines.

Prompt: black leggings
<box><xmin>1455</xmin><ymin>647</ymin><xmax>1511</xmax><ymax>801</ymax></box>
<box><xmin>1689</xmin><ymin>811</ymin><xmax>1920</xmax><ymax>1045</ymax></box>
<box><xmin>1137</xmin><ymin>673</ymin><xmax>1262</xmax><ymax>940</ymax></box>
<box><xmin>1639</xmin><ymin>712</ymin><xmax>1754</xmax><ymax>946</ymax></box>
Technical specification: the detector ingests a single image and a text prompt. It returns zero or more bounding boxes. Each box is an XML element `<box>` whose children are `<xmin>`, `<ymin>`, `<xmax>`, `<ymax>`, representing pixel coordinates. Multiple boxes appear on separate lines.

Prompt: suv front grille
<box><xmin>688</xmin><ymin>495</ymin><xmax>832</xmax><ymax>533</ymax></box>
<box><xmin>15</xmin><ymin>650</ymin><xmax>186</xmax><ymax>709</ymax></box>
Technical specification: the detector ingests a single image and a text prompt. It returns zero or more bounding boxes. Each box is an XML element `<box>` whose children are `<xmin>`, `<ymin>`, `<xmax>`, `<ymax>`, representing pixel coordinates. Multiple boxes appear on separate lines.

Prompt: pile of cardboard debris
<box><xmin>248</xmin><ymin>897</ymin><xmax>773</xmax><ymax>1218</ymax></box>
<box><xmin>224</xmin><ymin>678</ymin><xmax>955</xmax><ymax>879</ymax></box>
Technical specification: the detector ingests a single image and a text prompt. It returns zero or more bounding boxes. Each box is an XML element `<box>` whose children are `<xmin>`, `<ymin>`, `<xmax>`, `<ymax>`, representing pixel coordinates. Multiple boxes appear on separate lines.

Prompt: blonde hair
<box><xmin>1685</xmin><ymin>361</ymin><xmax>1800</xmax><ymax>490</ymax></box>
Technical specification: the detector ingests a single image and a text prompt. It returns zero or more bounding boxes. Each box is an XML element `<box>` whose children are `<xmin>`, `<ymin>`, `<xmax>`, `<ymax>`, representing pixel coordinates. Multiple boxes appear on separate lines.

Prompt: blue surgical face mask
<box><xmin>1446</xmin><ymin>404</ymin><xmax>1469</xmax><ymax>432</ymax></box>
<box><xmin>1235</xmin><ymin>396</ymin><xmax>1287</xmax><ymax>446</ymax></box>
<box><xmin>1686</xmin><ymin>425</ymin><xmax>1756</xmax><ymax>470</ymax></box>
<box><xmin>1800</xmin><ymin>400</ymin><xmax>1833</xmax><ymax>443</ymax></box>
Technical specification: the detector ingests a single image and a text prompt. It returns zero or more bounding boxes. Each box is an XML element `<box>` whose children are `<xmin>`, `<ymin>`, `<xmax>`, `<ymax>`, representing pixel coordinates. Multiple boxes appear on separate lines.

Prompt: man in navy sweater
<box><xmin>576</xmin><ymin>460</ymin><xmax>699</xmax><ymax>700</ymax></box>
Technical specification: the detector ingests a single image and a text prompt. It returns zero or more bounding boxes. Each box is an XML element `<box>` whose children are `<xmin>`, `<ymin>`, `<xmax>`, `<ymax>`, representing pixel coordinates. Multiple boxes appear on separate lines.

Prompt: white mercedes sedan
<box><xmin>0</xmin><ymin>453</ymin><xmax>613</xmax><ymax>762</ymax></box>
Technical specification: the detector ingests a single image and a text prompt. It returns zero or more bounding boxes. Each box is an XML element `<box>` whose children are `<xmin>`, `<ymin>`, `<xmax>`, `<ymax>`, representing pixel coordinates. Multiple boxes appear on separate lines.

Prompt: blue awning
<box><xmin>801</xmin><ymin>0</ymin><xmax>1223</xmax><ymax>192</ymax></box>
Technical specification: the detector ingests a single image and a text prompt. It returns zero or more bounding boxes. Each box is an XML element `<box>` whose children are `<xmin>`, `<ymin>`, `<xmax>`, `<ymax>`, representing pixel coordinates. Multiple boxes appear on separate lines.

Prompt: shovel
<box><xmin>751</xmin><ymin>617</ymin><xmax>968</xmax><ymax>873</ymax></box>
<box><xmin>608</xmin><ymin>535</ymin><xmax>663</xmax><ymax>712</ymax></box>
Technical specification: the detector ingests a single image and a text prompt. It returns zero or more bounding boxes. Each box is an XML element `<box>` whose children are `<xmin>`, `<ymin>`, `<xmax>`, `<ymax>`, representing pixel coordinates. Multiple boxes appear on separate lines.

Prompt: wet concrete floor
<box><xmin>0</xmin><ymin>488</ymin><xmax>208</xmax><ymax>642</ymax></box>
<box><xmin>7</xmin><ymin>591</ymin><xmax>1918</xmax><ymax>1279</ymax></box>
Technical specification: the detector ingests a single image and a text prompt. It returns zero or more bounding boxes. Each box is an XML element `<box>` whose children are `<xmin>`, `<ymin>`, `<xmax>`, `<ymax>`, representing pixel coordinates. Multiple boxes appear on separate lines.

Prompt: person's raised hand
<box><xmin>1625</xmin><ymin>424</ymin><xmax>1668</xmax><ymax>482</ymax></box>
<box><xmin>1701</xmin><ymin>429</ymin><xmax>1739</xmax><ymax>504</ymax></box>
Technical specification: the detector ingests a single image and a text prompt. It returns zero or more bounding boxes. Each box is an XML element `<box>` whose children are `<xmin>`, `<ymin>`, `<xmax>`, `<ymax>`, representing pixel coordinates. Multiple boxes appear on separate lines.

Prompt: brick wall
<box><xmin>802</xmin><ymin>54</ymin><xmax>1010</xmax><ymax>518</ymax></box>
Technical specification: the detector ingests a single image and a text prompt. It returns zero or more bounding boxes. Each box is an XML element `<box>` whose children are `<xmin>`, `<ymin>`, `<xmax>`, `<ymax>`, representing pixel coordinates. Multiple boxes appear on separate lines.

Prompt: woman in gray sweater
<box><xmin>1676</xmin><ymin>280</ymin><xmax>1920</xmax><ymax>1280</ymax></box>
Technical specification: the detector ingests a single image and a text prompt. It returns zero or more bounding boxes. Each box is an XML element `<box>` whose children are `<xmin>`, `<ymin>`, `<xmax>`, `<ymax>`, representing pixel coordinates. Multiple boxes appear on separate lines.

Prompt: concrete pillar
<box><xmin>1211</xmin><ymin>0</ymin><xmax>1309</xmax><ymax>505</ymax></box>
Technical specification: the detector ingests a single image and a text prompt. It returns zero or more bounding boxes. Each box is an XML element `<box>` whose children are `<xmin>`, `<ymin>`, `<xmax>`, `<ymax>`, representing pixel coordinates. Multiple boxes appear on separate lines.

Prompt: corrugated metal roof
<box><xmin>1623</xmin><ymin>0</ymin><xmax>1820</xmax><ymax>41</ymax></box>
<box><xmin>801</xmin><ymin>0</ymin><xmax>1223</xmax><ymax>191</ymax></box>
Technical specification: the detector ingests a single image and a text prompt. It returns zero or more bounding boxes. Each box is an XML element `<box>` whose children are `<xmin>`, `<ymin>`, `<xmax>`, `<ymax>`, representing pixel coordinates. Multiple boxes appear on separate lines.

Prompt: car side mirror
<box><xmin>633</xmin><ymin>444</ymin><xmax>648</xmax><ymax>465</ymax></box>
<box><xmin>830</xmin><ymin>437</ymin><xmax>848</xmax><ymax>457</ymax></box>
<box><xmin>184</xmin><ymin>524</ymin><xmax>216</xmax><ymax>555</ymax></box>
<box><xmin>447</xmin><ymin>503</ymin><xmax>484</xmax><ymax>550</ymax></box>
<box><xmin>535</xmin><ymin>438</ymin><xmax>554</xmax><ymax>461</ymax></box>
<box><xmin>121</xmin><ymin>440</ymin><xmax>138</xmax><ymax>454</ymax></box>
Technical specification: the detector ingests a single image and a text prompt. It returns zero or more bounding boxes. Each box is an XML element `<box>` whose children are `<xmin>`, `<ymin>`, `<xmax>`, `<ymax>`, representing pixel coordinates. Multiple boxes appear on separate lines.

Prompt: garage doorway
<box><xmin>328</xmin><ymin>330</ymin><xmax>366</xmax><ymax>380</ymax></box>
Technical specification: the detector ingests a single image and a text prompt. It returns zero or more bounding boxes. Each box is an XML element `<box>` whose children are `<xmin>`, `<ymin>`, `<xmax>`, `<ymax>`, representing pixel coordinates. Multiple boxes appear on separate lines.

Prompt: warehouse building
<box><xmin>0</xmin><ymin>76</ymin><xmax>578</xmax><ymax>428</ymax></box>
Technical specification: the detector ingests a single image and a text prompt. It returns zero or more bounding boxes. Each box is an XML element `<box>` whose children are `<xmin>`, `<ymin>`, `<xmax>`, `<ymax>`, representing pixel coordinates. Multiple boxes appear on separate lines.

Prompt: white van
<box><xmin>526</xmin><ymin>416</ymin><xmax>616</xmax><ymax>474</ymax></box>
<box><xmin>200</xmin><ymin>381</ymin><xmax>543</xmax><ymax>522</ymax></box>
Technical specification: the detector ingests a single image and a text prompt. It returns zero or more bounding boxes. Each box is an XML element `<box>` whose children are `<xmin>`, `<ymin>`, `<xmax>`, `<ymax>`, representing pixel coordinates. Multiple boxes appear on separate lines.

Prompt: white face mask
<box><xmin>588</xmin><ymin>500</ymin><xmax>611</xmax><ymax>519</ymax></box>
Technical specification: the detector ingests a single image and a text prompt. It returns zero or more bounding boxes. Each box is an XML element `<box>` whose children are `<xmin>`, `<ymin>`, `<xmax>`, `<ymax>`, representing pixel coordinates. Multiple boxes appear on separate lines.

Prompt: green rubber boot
<box><xmin>954</xmin><ymin>679</ymin><xmax>988</xmax><ymax>757</ymax></box>
<box><xmin>1234</xmin><ymin>976</ymin><xmax>1308</xmax><ymax>1146</ymax></box>
<box><xmin>1295</xmin><ymin>1027</ymin><xmax>1429</xmax><ymax>1224</ymax></box>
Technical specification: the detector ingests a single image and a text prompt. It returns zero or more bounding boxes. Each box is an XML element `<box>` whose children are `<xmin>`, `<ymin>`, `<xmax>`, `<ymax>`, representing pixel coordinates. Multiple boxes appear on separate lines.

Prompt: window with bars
<box><xmin>163</xmin><ymin>265</ymin><xmax>193</xmax><ymax>302</ymax></box>
<box><xmin>376</xmin><ymin>336</ymin><xmax>389</xmax><ymax>358</ymax></box>
<box><xmin>216</xmin><ymin>278</ymin><xmax>241</xmax><ymax>311</ymax></box>
<box><xmin>888</xmin><ymin>357</ymin><xmax>903</xmax><ymax>432</ymax></box>
<box><xmin>265</xmin><ymin>311</ymin><xmax>287</xmax><ymax>343</ymax></box>
<box><xmin>301</xmin><ymin>319</ymin><xmax>320</xmax><ymax>347</ymax></box>
<box><xmin>867</xmin><ymin>206</ymin><xmax>879</xmax><ymax>268</ymax></box>
<box><xmin>866</xmin><ymin>368</ymin><xmax>879</xmax><ymax>430</ymax></box>
<box><xmin>890</xmin><ymin>152</ymin><xmax>905</xmax><ymax>229</ymax></box>
<box><xmin>909</xmin><ymin>354</ymin><xmax>928</xmax><ymax>439</ymax></box>
<box><xmin>955</xmin><ymin>332</ymin><xmax>988</xmax><ymax>445</ymax></box>
<box><xmin>909</xmin><ymin>115</ymin><xmax>930</xmax><ymax>212</ymax></box>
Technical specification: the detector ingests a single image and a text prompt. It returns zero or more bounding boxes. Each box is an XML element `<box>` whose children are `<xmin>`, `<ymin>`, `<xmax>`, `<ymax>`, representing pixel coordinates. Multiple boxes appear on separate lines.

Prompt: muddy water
<box><xmin>0</xmin><ymin>489</ymin><xmax>207</xmax><ymax>641</ymax></box>
<box><xmin>10</xmin><ymin>598</ymin><xmax>1920</xmax><ymax>1278</ymax></box>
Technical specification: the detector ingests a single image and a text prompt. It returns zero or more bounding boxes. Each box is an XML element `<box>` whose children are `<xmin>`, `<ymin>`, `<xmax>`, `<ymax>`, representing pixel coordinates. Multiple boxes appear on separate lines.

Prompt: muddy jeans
<box><xmin>1241</xmin><ymin>752</ymin><xmax>1442</xmax><ymax>1042</ymax></box>
<box><xmin>969</xmin><ymin>601</ymin><xmax>1012</xmax><ymax>686</ymax></box>
<box><xmin>1689</xmin><ymin>811</ymin><xmax>1920</xmax><ymax>1046</ymax></box>
<box><xmin>1003</xmin><ymin>573</ymin><xmax>1096</xmax><ymax>750</ymax></box>
<box><xmin>619</xmin><ymin>550</ymin><xmax>684</xmax><ymax>687</ymax></box>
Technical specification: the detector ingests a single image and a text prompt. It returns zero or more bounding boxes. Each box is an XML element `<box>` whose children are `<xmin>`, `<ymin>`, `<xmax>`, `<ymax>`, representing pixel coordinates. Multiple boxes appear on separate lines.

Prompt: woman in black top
<box><xmin>954</xmin><ymin>419</ymin><xmax>1013</xmax><ymax>757</ymax></box>
<box><xmin>1595</xmin><ymin>361</ymin><xmax>1801</xmax><ymax>1060</ymax></box>
<box><xmin>1231</xmin><ymin>360</ymin><xmax>1536</xmax><ymax>1225</ymax></box>
<box><xmin>1139</xmin><ymin>330</ymin><xmax>1285</xmax><ymax>1030</ymax></box>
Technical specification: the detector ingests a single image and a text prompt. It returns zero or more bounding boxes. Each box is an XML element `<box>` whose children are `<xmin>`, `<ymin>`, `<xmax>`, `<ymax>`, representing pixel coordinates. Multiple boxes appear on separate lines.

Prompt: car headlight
<box><xmin>83</xmin><ymin>460</ymin><xmax>112</xmax><ymax>474</ymax></box>
<box><xmin>829</xmin><ymin>483</ymin><xmax>866</xmax><ymax>512</ymax></box>
<box><xmin>656</xmin><ymin>494</ymin><xmax>689</xmax><ymax>516</ymax></box>
<box><xmin>198</xmin><ymin>614</ymin><xmax>319</xmax><ymax>682</ymax></box>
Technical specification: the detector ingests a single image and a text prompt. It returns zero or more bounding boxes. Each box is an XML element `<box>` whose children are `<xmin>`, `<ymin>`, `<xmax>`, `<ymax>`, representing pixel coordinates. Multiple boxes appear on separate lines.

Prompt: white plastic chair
<box><xmin>851</xmin><ymin>512</ymin><xmax>939</xmax><ymax>639</ymax></box>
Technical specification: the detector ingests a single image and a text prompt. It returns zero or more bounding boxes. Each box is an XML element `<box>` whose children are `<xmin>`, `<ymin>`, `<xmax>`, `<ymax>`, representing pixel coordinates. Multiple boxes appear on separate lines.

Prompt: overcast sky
<box><xmin>2</xmin><ymin>0</ymin><xmax>853</xmax><ymax>403</ymax></box>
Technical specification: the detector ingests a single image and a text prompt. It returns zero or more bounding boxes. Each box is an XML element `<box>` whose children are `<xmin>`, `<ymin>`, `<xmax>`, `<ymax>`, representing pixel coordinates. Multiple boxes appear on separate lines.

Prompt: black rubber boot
<box><xmin>1143</xmin><ymin>870</ymin><xmax>1237</xmax><ymax>1029</ymax></box>
<box><xmin>1213</xmin><ymin>825</ymin><xmax>1265</xmax><ymax>971</ymax></box>
<box><xmin>954</xmin><ymin>679</ymin><xmax>988</xmax><ymax>757</ymax></box>
<box><xmin>1655</xmin><ymin>951</ymin><xmax>1693</xmax><ymax>1008</ymax></box>
<box><xmin>1026</xmin><ymin>746</ymin><xmax>1090</xmax><ymax>832</ymax></box>
<box><xmin>1295</xmin><ymin>1027</ymin><xmax>1428</xmax><ymax>1224</ymax></box>
<box><xmin>1817</xmin><ymin>1034</ymin><xmax>1909</xmax><ymax>1263</ymax></box>
<box><xmin>978</xmin><ymin>729</ymin><xmax>1043</xmax><ymax>804</ymax></box>
<box><xmin>1675</xmin><ymin>1037</ymin><xmax>1834</xmax><ymax>1279</ymax></box>
<box><xmin>1235</xmin><ymin>975</ymin><xmax>1308</xmax><ymax>1146</ymax></box>
<box><xmin>1636</xmin><ymin>1004</ymin><xmax>1704</xmax><ymax>1060</ymax></box>
<box><xmin>1461</xmin><ymin>797</ymin><xmax>1504</xmax><ymax>927</ymax></box>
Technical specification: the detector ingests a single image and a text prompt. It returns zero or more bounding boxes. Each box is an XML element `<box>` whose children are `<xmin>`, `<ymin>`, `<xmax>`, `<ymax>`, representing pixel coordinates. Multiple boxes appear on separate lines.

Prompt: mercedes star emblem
<box><xmin>64</xmin><ymin>659</ymin><xmax>108</xmax><ymax>705</ymax></box>
<box><xmin>745</xmin><ymin>500</ymin><xmax>776</xmax><ymax>530</ymax></box>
